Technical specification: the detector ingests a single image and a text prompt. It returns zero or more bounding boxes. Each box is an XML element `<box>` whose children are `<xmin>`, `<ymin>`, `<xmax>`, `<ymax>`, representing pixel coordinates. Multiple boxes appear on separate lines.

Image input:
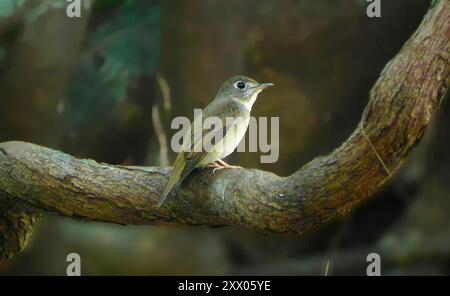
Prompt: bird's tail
<box><xmin>157</xmin><ymin>172</ymin><xmax>180</xmax><ymax>208</ymax></box>
<box><xmin>157</xmin><ymin>156</ymin><xmax>185</xmax><ymax>207</ymax></box>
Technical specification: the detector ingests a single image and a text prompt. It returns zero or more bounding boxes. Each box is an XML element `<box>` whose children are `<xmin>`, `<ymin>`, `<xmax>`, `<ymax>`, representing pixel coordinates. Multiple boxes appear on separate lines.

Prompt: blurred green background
<box><xmin>0</xmin><ymin>0</ymin><xmax>449</xmax><ymax>275</ymax></box>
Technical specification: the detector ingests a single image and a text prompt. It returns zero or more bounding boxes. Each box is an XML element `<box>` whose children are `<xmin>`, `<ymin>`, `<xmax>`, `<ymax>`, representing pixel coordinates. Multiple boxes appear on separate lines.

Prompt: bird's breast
<box><xmin>200</xmin><ymin>115</ymin><xmax>250</xmax><ymax>164</ymax></box>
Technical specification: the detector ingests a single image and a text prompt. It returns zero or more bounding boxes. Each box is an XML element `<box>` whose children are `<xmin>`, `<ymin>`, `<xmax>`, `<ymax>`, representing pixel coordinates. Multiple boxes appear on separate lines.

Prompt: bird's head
<box><xmin>216</xmin><ymin>75</ymin><xmax>273</xmax><ymax>109</ymax></box>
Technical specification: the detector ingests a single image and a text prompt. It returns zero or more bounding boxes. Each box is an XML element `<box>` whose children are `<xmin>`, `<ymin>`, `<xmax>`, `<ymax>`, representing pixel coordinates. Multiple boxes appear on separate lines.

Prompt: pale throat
<box><xmin>242</xmin><ymin>90</ymin><xmax>261</xmax><ymax>112</ymax></box>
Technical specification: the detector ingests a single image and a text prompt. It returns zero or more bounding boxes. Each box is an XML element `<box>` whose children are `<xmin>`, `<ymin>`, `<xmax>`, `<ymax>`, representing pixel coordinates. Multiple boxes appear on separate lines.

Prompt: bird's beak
<box><xmin>255</xmin><ymin>83</ymin><xmax>274</xmax><ymax>91</ymax></box>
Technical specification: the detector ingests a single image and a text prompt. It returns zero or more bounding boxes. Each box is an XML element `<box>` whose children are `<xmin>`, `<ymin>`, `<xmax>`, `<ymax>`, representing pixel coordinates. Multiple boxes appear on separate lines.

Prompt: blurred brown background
<box><xmin>0</xmin><ymin>0</ymin><xmax>449</xmax><ymax>275</ymax></box>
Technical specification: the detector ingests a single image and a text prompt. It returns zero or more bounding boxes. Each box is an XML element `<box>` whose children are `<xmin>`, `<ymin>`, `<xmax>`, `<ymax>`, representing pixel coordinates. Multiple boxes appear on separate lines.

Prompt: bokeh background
<box><xmin>0</xmin><ymin>0</ymin><xmax>449</xmax><ymax>275</ymax></box>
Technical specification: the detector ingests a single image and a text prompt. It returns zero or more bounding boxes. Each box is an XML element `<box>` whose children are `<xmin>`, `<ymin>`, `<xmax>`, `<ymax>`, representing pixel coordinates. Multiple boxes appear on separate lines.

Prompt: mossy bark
<box><xmin>0</xmin><ymin>0</ymin><xmax>449</xmax><ymax>262</ymax></box>
<box><xmin>0</xmin><ymin>200</ymin><xmax>40</xmax><ymax>261</ymax></box>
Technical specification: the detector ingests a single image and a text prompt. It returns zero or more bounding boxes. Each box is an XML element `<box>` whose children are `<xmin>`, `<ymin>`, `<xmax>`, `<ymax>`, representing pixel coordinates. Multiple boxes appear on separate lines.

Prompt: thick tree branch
<box><xmin>0</xmin><ymin>0</ymin><xmax>449</xmax><ymax>261</ymax></box>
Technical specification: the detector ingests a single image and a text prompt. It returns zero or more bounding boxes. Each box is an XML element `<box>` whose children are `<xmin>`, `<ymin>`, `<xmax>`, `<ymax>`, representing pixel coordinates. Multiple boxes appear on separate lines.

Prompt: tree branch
<box><xmin>0</xmin><ymin>0</ymin><xmax>449</xmax><ymax>261</ymax></box>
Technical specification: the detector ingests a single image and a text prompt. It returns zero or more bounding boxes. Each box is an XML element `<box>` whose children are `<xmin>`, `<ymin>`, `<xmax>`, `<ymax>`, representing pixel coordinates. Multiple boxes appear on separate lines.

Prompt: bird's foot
<box><xmin>206</xmin><ymin>162</ymin><xmax>226</xmax><ymax>173</ymax></box>
<box><xmin>208</xmin><ymin>160</ymin><xmax>241</xmax><ymax>173</ymax></box>
<box><xmin>216</xmin><ymin>159</ymin><xmax>241</xmax><ymax>169</ymax></box>
<box><xmin>212</xmin><ymin>167</ymin><xmax>225</xmax><ymax>174</ymax></box>
<box><xmin>207</xmin><ymin>162</ymin><xmax>222</xmax><ymax>168</ymax></box>
<box><xmin>207</xmin><ymin>162</ymin><xmax>222</xmax><ymax>173</ymax></box>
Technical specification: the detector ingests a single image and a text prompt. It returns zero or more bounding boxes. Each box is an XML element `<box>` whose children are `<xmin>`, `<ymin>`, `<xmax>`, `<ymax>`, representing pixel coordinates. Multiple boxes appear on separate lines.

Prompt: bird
<box><xmin>157</xmin><ymin>75</ymin><xmax>273</xmax><ymax>207</ymax></box>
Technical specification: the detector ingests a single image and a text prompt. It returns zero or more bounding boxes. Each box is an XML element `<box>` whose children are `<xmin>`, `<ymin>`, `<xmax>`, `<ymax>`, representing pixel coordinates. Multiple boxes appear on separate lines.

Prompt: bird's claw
<box><xmin>208</xmin><ymin>161</ymin><xmax>241</xmax><ymax>174</ymax></box>
<box><xmin>212</xmin><ymin>167</ymin><xmax>223</xmax><ymax>174</ymax></box>
<box><xmin>211</xmin><ymin>165</ymin><xmax>240</xmax><ymax>174</ymax></box>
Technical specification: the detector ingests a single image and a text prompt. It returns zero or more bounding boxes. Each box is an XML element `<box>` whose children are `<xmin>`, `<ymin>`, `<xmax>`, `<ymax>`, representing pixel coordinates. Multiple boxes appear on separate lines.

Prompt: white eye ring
<box><xmin>234</xmin><ymin>81</ymin><xmax>246</xmax><ymax>90</ymax></box>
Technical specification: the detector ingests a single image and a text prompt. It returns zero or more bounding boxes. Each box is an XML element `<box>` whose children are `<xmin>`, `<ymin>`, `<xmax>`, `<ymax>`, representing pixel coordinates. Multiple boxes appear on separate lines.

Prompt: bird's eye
<box><xmin>235</xmin><ymin>81</ymin><xmax>246</xmax><ymax>89</ymax></box>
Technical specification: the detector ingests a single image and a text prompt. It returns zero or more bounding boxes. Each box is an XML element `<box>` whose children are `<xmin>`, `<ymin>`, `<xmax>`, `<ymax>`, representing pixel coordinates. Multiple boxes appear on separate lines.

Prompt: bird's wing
<box><xmin>158</xmin><ymin>100</ymin><xmax>241</xmax><ymax>207</ymax></box>
<box><xmin>179</xmin><ymin>114</ymin><xmax>238</xmax><ymax>181</ymax></box>
<box><xmin>182</xmin><ymin>99</ymin><xmax>240</xmax><ymax>160</ymax></box>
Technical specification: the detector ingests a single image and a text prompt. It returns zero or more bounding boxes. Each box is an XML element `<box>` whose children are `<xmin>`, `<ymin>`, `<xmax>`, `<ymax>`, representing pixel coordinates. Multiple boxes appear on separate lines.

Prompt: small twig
<box><xmin>360</xmin><ymin>124</ymin><xmax>392</xmax><ymax>176</ymax></box>
<box><xmin>322</xmin><ymin>213</ymin><xmax>353</xmax><ymax>276</ymax></box>
<box><xmin>156</xmin><ymin>71</ymin><xmax>172</xmax><ymax>112</ymax></box>
<box><xmin>152</xmin><ymin>105</ymin><xmax>169</xmax><ymax>167</ymax></box>
<box><xmin>323</xmin><ymin>259</ymin><xmax>330</xmax><ymax>276</ymax></box>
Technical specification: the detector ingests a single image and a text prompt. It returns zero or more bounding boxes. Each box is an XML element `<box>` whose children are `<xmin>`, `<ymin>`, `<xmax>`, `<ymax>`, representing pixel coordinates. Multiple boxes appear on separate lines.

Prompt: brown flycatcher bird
<box><xmin>158</xmin><ymin>75</ymin><xmax>273</xmax><ymax>207</ymax></box>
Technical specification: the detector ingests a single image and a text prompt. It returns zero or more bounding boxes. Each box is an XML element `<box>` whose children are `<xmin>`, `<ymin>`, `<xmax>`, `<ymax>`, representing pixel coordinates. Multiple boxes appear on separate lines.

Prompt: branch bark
<box><xmin>0</xmin><ymin>198</ymin><xmax>40</xmax><ymax>261</ymax></box>
<box><xmin>0</xmin><ymin>0</ymin><xmax>449</xmax><ymax>261</ymax></box>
